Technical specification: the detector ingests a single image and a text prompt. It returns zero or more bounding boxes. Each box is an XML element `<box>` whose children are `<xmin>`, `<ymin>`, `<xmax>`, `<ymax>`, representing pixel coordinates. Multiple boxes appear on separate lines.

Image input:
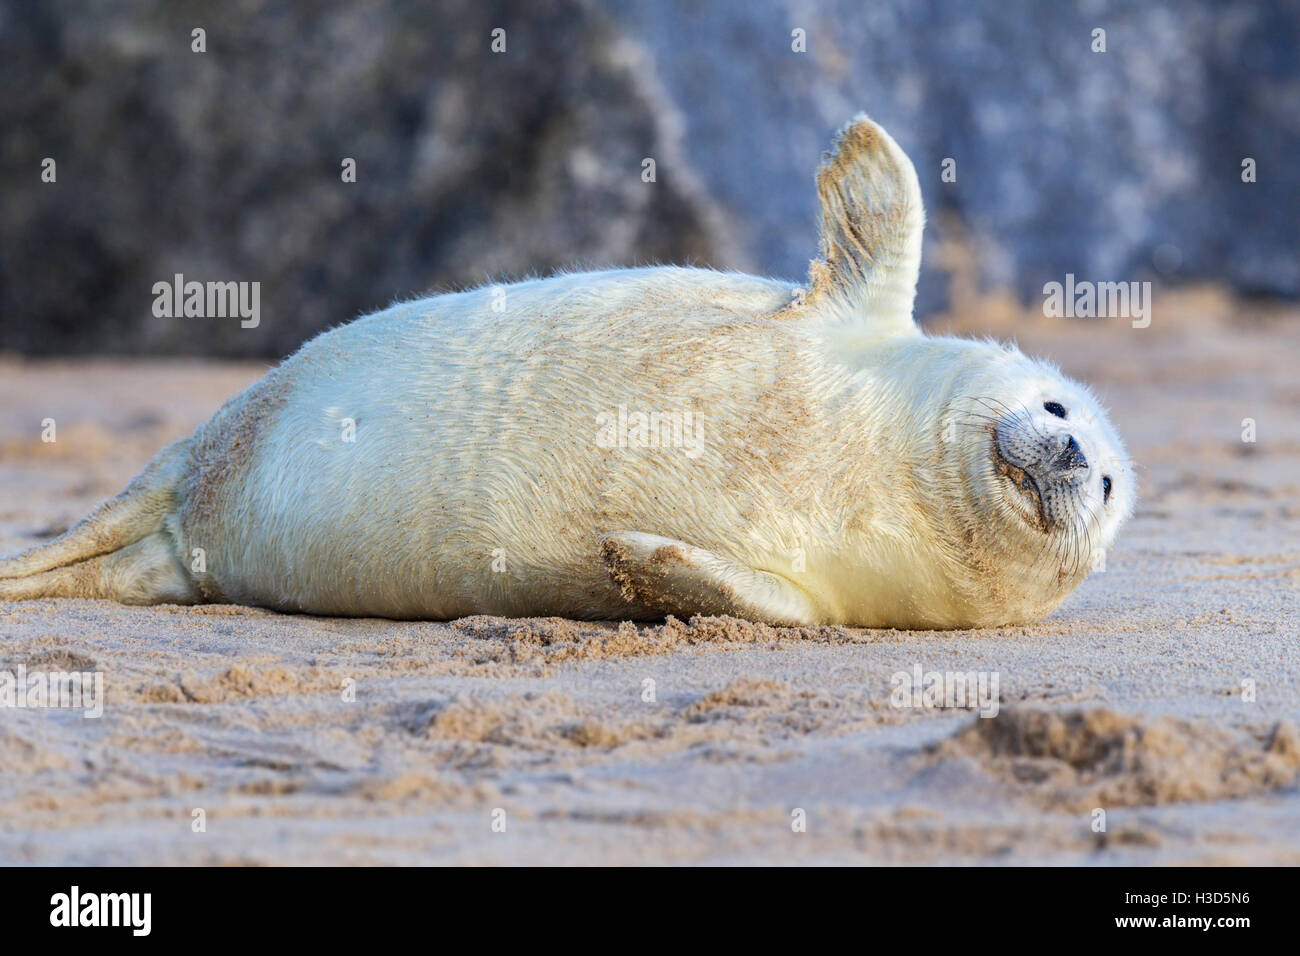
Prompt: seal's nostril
<box><xmin>1055</xmin><ymin>434</ymin><xmax>1088</xmax><ymax>470</ymax></box>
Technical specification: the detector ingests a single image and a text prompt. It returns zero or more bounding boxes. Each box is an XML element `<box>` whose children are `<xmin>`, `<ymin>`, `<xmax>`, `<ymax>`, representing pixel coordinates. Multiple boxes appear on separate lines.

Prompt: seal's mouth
<box><xmin>993</xmin><ymin>444</ymin><xmax>1049</xmax><ymax>532</ymax></box>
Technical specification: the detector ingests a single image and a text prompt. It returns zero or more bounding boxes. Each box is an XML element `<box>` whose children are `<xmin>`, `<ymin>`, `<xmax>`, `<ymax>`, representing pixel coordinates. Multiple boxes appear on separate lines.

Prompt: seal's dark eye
<box><xmin>1044</xmin><ymin>401</ymin><xmax>1067</xmax><ymax>418</ymax></box>
<box><xmin>1102</xmin><ymin>475</ymin><xmax>1113</xmax><ymax>503</ymax></box>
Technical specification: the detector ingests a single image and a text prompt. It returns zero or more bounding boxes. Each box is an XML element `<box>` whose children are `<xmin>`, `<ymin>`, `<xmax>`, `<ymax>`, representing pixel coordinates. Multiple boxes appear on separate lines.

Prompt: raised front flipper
<box><xmin>599</xmin><ymin>531</ymin><xmax>817</xmax><ymax>626</ymax></box>
<box><xmin>782</xmin><ymin>113</ymin><xmax>925</xmax><ymax>342</ymax></box>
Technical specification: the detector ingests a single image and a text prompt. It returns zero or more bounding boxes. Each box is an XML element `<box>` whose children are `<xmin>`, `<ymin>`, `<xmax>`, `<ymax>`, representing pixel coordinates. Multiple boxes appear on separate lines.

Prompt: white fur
<box><xmin>0</xmin><ymin>115</ymin><xmax>1134</xmax><ymax>627</ymax></box>
<box><xmin>144</xmin><ymin>265</ymin><xmax>1127</xmax><ymax>626</ymax></box>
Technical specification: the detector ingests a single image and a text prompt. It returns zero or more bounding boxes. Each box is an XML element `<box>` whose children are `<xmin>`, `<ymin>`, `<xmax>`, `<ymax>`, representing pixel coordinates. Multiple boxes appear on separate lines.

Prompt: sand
<box><xmin>0</xmin><ymin>287</ymin><xmax>1297</xmax><ymax>865</ymax></box>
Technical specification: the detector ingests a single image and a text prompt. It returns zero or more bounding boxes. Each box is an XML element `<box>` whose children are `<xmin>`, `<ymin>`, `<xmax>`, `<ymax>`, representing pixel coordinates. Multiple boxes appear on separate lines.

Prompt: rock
<box><xmin>605</xmin><ymin>0</ymin><xmax>1300</xmax><ymax>311</ymax></box>
<box><xmin>1</xmin><ymin>0</ymin><xmax>1294</xmax><ymax>356</ymax></box>
<box><xmin>0</xmin><ymin>0</ymin><xmax>733</xmax><ymax>356</ymax></box>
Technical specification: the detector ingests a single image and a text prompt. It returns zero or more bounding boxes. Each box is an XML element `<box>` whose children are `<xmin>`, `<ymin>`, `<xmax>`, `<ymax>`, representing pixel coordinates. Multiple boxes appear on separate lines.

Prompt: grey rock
<box><xmin>0</xmin><ymin>0</ymin><xmax>1294</xmax><ymax>356</ymax></box>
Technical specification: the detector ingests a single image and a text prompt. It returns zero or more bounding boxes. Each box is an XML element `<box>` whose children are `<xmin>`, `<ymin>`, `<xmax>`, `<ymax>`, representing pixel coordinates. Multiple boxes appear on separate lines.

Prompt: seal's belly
<box><xmin>180</xmin><ymin>270</ymin><xmax>836</xmax><ymax>618</ymax></box>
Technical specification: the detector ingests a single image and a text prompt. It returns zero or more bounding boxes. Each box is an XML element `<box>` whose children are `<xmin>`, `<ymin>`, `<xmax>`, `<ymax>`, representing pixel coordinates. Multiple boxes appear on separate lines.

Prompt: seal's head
<box><xmin>949</xmin><ymin>345</ymin><xmax>1135</xmax><ymax>608</ymax></box>
<box><xmin>783</xmin><ymin>111</ymin><xmax>1136</xmax><ymax>626</ymax></box>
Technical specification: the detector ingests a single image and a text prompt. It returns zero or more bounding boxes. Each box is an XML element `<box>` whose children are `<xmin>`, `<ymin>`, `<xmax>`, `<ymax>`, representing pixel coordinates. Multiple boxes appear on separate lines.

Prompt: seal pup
<box><xmin>0</xmin><ymin>114</ymin><xmax>1134</xmax><ymax>628</ymax></box>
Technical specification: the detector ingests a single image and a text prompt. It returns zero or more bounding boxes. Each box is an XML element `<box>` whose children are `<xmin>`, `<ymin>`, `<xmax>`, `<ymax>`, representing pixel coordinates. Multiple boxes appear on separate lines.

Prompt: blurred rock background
<box><xmin>1</xmin><ymin>0</ymin><xmax>1295</xmax><ymax>357</ymax></box>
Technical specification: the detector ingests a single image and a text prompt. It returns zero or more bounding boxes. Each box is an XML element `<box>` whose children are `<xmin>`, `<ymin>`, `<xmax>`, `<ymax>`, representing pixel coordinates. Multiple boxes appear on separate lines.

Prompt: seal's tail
<box><xmin>0</xmin><ymin>438</ymin><xmax>198</xmax><ymax>604</ymax></box>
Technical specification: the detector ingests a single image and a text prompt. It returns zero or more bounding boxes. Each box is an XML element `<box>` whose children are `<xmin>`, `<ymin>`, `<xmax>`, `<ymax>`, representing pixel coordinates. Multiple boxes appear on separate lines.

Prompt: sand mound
<box><xmin>407</xmin><ymin>677</ymin><xmax>887</xmax><ymax>774</ymax></box>
<box><xmin>936</xmin><ymin>707</ymin><xmax>1300</xmax><ymax>810</ymax></box>
<box><xmin>0</xmin><ymin>730</ymin><xmax>71</xmax><ymax>773</ymax></box>
<box><xmin>15</xmin><ymin>648</ymin><xmax>98</xmax><ymax>671</ymax></box>
<box><xmin>446</xmin><ymin>613</ymin><xmax>896</xmax><ymax>674</ymax></box>
<box><xmin>682</xmin><ymin>678</ymin><xmax>792</xmax><ymax>716</ymax></box>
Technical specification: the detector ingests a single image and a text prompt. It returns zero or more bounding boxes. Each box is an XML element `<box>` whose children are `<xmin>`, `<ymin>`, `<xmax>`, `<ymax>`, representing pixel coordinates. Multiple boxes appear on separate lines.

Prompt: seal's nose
<box><xmin>1054</xmin><ymin>434</ymin><xmax>1088</xmax><ymax>471</ymax></box>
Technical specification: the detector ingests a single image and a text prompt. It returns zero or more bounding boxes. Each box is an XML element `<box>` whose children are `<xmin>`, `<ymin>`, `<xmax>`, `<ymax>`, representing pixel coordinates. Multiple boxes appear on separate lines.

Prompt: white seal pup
<box><xmin>0</xmin><ymin>115</ymin><xmax>1134</xmax><ymax>628</ymax></box>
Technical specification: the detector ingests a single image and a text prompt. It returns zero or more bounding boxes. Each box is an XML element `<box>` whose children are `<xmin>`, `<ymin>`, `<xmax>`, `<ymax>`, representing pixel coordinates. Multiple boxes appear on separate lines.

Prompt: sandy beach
<box><xmin>1</xmin><ymin>287</ymin><xmax>1297</xmax><ymax>865</ymax></box>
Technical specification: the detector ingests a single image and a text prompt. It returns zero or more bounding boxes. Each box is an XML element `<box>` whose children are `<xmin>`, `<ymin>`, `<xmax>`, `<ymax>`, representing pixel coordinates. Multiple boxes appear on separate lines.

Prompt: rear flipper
<box><xmin>0</xmin><ymin>438</ymin><xmax>196</xmax><ymax>606</ymax></box>
<box><xmin>599</xmin><ymin>531</ymin><xmax>817</xmax><ymax>626</ymax></box>
<box><xmin>0</xmin><ymin>532</ymin><xmax>197</xmax><ymax>605</ymax></box>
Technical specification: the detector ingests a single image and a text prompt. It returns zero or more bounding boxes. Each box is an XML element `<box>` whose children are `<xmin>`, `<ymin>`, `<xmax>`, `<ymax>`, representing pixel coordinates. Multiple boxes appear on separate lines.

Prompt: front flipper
<box><xmin>599</xmin><ymin>531</ymin><xmax>818</xmax><ymax>626</ymax></box>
